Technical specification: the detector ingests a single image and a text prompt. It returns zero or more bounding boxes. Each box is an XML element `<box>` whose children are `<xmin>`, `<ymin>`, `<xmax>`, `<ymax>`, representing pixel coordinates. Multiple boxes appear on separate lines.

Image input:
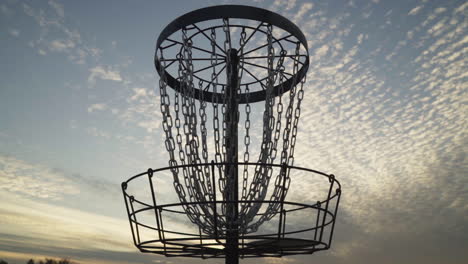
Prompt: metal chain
<box><xmin>158</xmin><ymin>47</ymin><xmax>203</xmax><ymax>226</ymax></box>
<box><xmin>220</xmin><ymin>17</ymin><xmax>231</xmax><ymax>214</ymax></box>
<box><xmin>180</xmin><ymin>27</ymin><xmax>204</xmax><ymax>225</ymax></box>
<box><xmin>198</xmin><ymin>79</ymin><xmax>212</xmax><ymax>197</ymax></box>
<box><xmin>251</xmin><ymin>41</ymin><xmax>303</xmax><ymax>230</ymax></box>
<box><xmin>239</xmin><ymin>27</ymin><xmax>250</xmax><ymax>202</ymax></box>
<box><xmin>241</xmin><ymin>23</ymin><xmax>276</xmax><ymax>227</ymax></box>
<box><xmin>157</xmin><ymin>21</ymin><xmax>307</xmax><ymax>235</ymax></box>
<box><xmin>211</xmin><ymin>26</ymin><xmax>224</xmax><ymax>197</ymax></box>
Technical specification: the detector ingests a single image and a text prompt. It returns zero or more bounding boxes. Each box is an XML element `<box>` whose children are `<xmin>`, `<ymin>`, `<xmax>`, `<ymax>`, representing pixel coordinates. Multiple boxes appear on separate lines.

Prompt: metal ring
<box><xmin>154</xmin><ymin>5</ymin><xmax>310</xmax><ymax>103</ymax></box>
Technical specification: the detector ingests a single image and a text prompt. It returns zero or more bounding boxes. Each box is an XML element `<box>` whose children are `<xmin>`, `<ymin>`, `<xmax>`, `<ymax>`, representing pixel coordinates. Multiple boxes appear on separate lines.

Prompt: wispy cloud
<box><xmin>21</xmin><ymin>1</ymin><xmax>101</xmax><ymax>64</ymax></box>
<box><xmin>408</xmin><ymin>5</ymin><xmax>423</xmax><ymax>16</ymax></box>
<box><xmin>129</xmin><ymin>88</ymin><xmax>148</xmax><ymax>102</ymax></box>
<box><xmin>49</xmin><ymin>39</ymin><xmax>75</xmax><ymax>52</ymax></box>
<box><xmin>48</xmin><ymin>0</ymin><xmax>64</xmax><ymax>18</ymax></box>
<box><xmin>0</xmin><ymin>192</ymin><xmax>134</xmax><ymax>256</ymax></box>
<box><xmin>88</xmin><ymin>66</ymin><xmax>123</xmax><ymax>84</ymax></box>
<box><xmin>0</xmin><ymin>155</ymin><xmax>79</xmax><ymax>200</ymax></box>
<box><xmin>0</xmin><ymin>154</ymin><xmax>151</xmax><ymax>263</ymax></box>
<box><xmin>8</xmin><ymin>28</ymin><xmax>20</xmax><ymax>37</ymax></box>
<box><xmin>292</xmin><ymin>2</ymin><xmax>314</xmax><ymax>24</ymax></box>
<box><xmin>87</xmin><ymin>103</ymin><xmax>108</xmax><ymax>113</ymax></box>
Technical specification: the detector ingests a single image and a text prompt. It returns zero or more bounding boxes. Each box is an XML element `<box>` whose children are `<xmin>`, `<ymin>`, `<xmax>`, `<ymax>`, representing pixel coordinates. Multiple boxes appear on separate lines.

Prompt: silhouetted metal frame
<box><xmin>127</xmin><ymin>4</ymin><xmax>342</xmax><ymax>260</ymax></box>
<box><xmin>122</xmin><ymin>162</ymin><xmax>341</xmax><ymax>259</ymax></box>
<box><xmin>154</xmin><ymin>5</ymin><xmax>310</xmax><ymax>103</ymax></box>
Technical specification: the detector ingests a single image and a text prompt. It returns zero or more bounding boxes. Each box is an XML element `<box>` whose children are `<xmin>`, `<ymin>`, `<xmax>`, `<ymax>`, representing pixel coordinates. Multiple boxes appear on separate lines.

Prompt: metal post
<box><xmin>225</xmin><ymin>48</ymin><xmax>239</xmax><ymax>264</ymax></box>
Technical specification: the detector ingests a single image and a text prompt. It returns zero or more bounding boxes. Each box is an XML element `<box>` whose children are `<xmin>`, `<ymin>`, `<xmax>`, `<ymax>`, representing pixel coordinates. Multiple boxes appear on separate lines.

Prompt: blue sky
<box><xmin>0</xmin><ymin>0</ymin><xmax>467</xmax><ymax>263</ymax></box>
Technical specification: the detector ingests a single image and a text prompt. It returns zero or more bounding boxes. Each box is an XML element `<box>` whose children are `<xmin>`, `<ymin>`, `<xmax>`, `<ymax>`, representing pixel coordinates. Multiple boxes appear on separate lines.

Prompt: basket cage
<box><xmin>121</xmin><ymin>4</ymin><xmax>342</xmax><ymax>259</ymax></box>
<box><xmin>121</xmin><ymin>162</ymin><xmax>341</xmax><ymax>258</ymax></box>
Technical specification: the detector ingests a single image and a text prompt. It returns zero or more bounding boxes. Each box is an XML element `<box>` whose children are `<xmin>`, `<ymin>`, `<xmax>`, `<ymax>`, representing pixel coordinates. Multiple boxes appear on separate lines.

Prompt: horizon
<box><xmin>1</xmin><ymin>0</ymin><xmax>467</xmax><ymax>264</ymax></box>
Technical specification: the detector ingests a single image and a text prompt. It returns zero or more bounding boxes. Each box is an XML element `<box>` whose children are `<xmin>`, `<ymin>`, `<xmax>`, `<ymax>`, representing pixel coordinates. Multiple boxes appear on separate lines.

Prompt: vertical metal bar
<box><xmin>277</xmin><ymin>163</ymin><xmax>287</xmax><ymax>239</ymax></box>
<box><xmin>211</xmin><ymin>160</ymin><xmax>220</xmax><ymax>244</ymax></box>
<box><xmin>314</xmin><ymin>201</ymin><xmax>321</xmax><ymax>241</ymax></box>
<box><xmin>128</xmin><ymin>196</ymin><xmax>141</xmax><ymax>245</ymax></box>
<box><xmin>159</xmin><ymin>208</ymin><xmax>167</xmax><ymax>253</ymax></box>
<box><xmin>147</xmin><ymin>168</ymin><xmax>163</xmax><ymax>241</ymax></box>
<box><xmin>199</xmin><ymin>225</ymin><xmax>204</xmax><ymax>259</ymax></box>
<box><xmin>328</xmin><ymin>188</ymin><xmax>341</xmax><ymax>248</ymax></box>
<box><xmin>282</xmin><ymin>209</ymin><xmax>287</xmax><ymax>238</ymax></box>
<box><xmin>122</xmin><ymin>183</ymin><xmax>138</xmax><ymax>247</ymax></box>
<box><xmin>225</xmin><ymin>48</ymin><xmax>239</xmax><ymax>264</ymax></box>
<box><xmin>319</xmin><ymin>174</ymin><xmax>335</xmax><ymax>242</ymax></box>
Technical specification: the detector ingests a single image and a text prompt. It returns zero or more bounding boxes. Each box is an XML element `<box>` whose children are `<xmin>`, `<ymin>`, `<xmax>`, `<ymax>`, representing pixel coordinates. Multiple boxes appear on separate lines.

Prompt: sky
<box><xmin>0</xmin><ymin>0</ymin><xmax>467</xmax><ymax>263</ymax></box>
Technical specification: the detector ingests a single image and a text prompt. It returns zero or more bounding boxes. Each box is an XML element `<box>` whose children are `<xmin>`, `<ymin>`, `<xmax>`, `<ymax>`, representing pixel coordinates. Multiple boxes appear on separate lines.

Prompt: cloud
<box><xmin>262</xmin><ymin>257</ymin><xmax>296</xmax><ymax>264</ymax></box>
<box><xmin>87</xmin><ymin>103</ymin><xmax>108</xmax><ymax>113</ymax></box>
<box><xmin>296</xmin><ymin>1</ymin><xmax>466</xmax><ymax>239</ymax></box>
<box><xmin>20</xmin><ymin>1</ymin><xmax>100</xmax><ymax>64</ymax></box>
<box><xmin>285</xmin><ymin>0</ymin><xmax>297</xmax><ymax>10</ymax></box>
<box><xmin>408</xmin><ymin>5</ymin><xmax>423</xmax><ymax>16</ymax></box>
<box><xmin>88</xmin><ymin>66</ymin><xmax>123</xmax><ymax>84</ymax></box>
<box><xmin>48</xmin><ymin>0</ymin><xmax>64</xmax><ymax>18</ymax></box>
<box><xmin>454</xmin><ymin>2</ymin><xmax>468</xmax><ymax>13</ymax></box>
<box><xmin>434</xmin><ymin>7</ymin><xmax>447</xmax><ymax>14</ymax></box>
<box><xmin>136</xmin><ymin>120</ymin><xmax>159</xmax><ymax>133</ymax></box>
<box><xmin>8</xmin><ymin>28</ymin><xmax>20</xmax><ymax>37</ymax></box>
<box><xmin>315</xmin><ymin>44</ymin><xmax>329</xmax><ymax>57</ymax></box>
<box><xmin>0</xmin><ymin>154</ymin><xmax>153</xmax><ymax>263</ymax></box>
<box><xmin>129</xmin><ymin>88</ymin><xmax>148</xmax><ymax>101</ymax></box>
<box><xmin>0</xmin><ymin>192</ymin><xmax>134</xmax><ymax>254</ymax></box>
<box><xmin>49</xmin><ymin>39</ymin><xmax>75</xmax><ymax>51</ymax></box>
<box><xmin>0</xmin><ymin>155</ymin><xmax>79</xmax><ymax>200</ymax></box>
<box><xmin>86</xmin><ymin>126</ymin><xmax>111</xmax><ymax>139</ymax></box>
<box><xmin>292</xmin><ymin>2</ymin><xmax>314</xmax><ymax>24</ymax></box>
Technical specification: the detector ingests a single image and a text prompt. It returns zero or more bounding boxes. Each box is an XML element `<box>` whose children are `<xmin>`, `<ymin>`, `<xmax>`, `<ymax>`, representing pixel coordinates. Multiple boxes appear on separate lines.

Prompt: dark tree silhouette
<box><xmin>37</xmin><ymin>259</ymin><xmax>73</xmax><ymax>264</ymax></box>
<box><xmin>0</xmin><ymin>258</ymin><xmax>74</xmax><ymax>264</ymax></box>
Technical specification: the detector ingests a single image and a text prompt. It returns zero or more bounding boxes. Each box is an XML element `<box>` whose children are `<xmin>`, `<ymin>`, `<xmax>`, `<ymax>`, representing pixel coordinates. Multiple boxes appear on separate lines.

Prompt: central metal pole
<box><xmin>225</xmin><ymin>48</ymin><xmax>239</xmax><ymax>264</ymax></box>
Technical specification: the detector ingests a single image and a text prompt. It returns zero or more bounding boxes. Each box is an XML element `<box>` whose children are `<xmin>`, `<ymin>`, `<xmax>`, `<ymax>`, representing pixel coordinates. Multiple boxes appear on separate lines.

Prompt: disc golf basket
<box><xmin>122</xmin><ymin>5</ymin><xmax>341</xmax><ymax>264</ymax></box>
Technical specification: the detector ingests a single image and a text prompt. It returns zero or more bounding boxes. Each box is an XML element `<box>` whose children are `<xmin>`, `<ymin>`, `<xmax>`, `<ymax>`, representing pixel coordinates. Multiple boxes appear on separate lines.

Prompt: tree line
<box><xmin>0</xmin><ymin>259</ymin><xmax>75</xmax><ymax>264</ymax></box>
